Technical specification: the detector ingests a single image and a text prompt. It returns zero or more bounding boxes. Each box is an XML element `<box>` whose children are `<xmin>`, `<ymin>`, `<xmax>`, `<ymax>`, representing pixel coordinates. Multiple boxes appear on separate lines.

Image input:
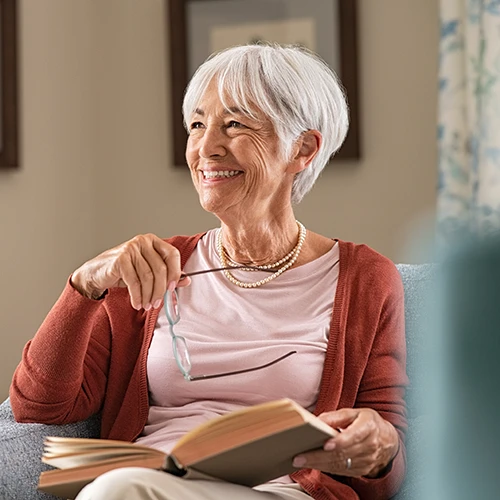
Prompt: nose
<box><xmin>199</xmin><ymin>125</ymin><xmax>227</xmax><ymax>159</ymax></box>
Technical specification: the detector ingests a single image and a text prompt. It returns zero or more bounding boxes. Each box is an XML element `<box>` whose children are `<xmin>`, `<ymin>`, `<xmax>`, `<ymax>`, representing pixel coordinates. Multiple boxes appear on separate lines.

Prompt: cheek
<box><xmin>242</xmin><ymin>139</ymin><xmax>283</xmax><ymax>184</ymax></box>
<box><xmin>235</xmin><ymin>136</ymin><xmax>271</xmax><ymax>167</ymax></box>
<box><xmin>185</xmin><ymin>137</ymin><xmax>196</xmax><ymax>162</ymax></box>
<box><xmin>252</xmin><ymin>133</ymin><xmax>282</xmax><ymax>162</ymax></box>
<box><xmin>185</xmin><ymin>140</ymin><xmax>202</xmax><ymax>175</ymax></box>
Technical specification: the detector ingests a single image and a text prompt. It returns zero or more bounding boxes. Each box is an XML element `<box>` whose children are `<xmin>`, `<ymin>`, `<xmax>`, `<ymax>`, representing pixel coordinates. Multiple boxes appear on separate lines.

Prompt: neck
<box><xmin>219</xmin><ymin>215</ymin><xmax>301</xmax><ymax>267</ymax></box>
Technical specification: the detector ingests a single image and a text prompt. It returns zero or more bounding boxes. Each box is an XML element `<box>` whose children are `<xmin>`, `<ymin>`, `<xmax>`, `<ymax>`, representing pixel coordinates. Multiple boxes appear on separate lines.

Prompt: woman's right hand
<box><xmin>70</xmin><ymin>234</ymin><xmax>190</xmax><ymax>310</ymax></box>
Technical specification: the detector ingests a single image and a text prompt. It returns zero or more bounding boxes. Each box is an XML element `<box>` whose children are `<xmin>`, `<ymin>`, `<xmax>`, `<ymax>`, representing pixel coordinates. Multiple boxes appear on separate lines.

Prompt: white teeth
<box><xmin>203</xmin><ymin>170</ymin><xmax>241</xmax><ymax>179</ymax></box>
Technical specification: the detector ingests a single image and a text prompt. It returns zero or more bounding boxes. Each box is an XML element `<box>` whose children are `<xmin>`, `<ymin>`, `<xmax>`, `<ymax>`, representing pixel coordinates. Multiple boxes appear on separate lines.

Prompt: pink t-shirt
<box><xmin>136</xmin><ymin>229</ymin><xmax>339</xmax><ymax>481</ymax></box>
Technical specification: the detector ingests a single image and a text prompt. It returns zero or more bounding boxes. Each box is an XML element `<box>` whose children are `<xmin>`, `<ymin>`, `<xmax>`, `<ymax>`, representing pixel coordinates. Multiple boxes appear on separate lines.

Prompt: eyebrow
<box><xmin>193</xmin><ymin>106</ymin><xmax>247</xmax><ymax>117</ymax></box>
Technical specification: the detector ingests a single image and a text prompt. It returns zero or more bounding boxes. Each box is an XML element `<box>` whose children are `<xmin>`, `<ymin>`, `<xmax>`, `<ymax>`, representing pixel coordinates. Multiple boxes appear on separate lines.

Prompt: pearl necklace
<box><xmin>216</xmin><ymin>221</ymin><xmax>307</xmax><ymax>288</ymax></box>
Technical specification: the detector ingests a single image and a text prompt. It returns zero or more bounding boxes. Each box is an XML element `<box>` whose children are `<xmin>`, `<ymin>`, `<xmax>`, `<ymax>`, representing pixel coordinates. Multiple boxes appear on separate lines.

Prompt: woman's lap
<box><xmin>76</xmin><ymin>467</ymin><xmax>312</xmax><ymax>500</ymax></box>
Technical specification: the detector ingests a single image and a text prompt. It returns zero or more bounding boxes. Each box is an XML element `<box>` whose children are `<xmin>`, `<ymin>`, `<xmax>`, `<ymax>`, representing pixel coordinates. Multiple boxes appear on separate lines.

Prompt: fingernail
<box><xmin>324</xmin><ymin>441</ymin><xmax>336</xmax><ymax>451</ymax></box>
<box><xmin>145</xmin><ymin>303</ymin><xmax>152</xmax><ymax>311</ymax></box>
<box><xmin>135</xmin><ymin>303</ymin><xmax>142</xmax><ymax>311</ymax></box>
<box><xmin>167</xmin><ymin>281</ymin><xmax>176</xmax><ymax>292</ymax></box>
<box><xmin>153</xmin><ymin>299</ymin><xmax>162</xmax><ymax>309</ymax></box>
<box><xmin>293</xmin><ymin>456</ymin><xmax>306</xmax><ymax>467</ymax></box>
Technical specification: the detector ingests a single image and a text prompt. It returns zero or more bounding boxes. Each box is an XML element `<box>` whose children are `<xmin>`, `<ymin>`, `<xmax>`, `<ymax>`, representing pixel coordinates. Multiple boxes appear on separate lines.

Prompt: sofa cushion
<box><xmin>0</xmin><ymin>398</ymin><xmax>100</xmax><ymax>499</ymax></box>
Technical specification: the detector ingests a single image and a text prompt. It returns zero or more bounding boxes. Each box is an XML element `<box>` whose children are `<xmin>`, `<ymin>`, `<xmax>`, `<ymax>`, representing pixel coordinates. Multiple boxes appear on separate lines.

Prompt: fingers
<box><xmin>294</xmin><ymin>408</ymin><xmax>397</xmax><ymax>478</ymax></box>
<box><xmin>129</xmin><ymin>235</ymin><xmax>182</xmax><ymax>310</ymax></box>
<box><xmin>177</xmin><ymin>276</ymin><xmax>192</xmax><ymax>288</ymax></box>
<box><xmin>139</xmin><ymin>244</ymin><xmax>169</xmax><ymax>310</ymax></box>
<box><xmin>112</xmin><ymin>235</ymin><xmax>183</xmax><ymax>310</ymax></box>
<box><xmin>334</xmin><ymin>416</ymin><xmax>373</xmax><ymax>451</ymax></box>
<box><xmin>293</xmin><ymin>442</ymin><xmax>374</xmax><ymax>477</ymax></box>
<box><xmin>318</xmin><ymin>408</ymin><xmax>359</xmax><ymax>430</ymax></box>
<box><xmin>318</xmin><ymin>409</ymin><xmax>372</xmax><ymax>451</ymax></box>
<box><xmin>120</xmin><ymin>255</ymin><xmax>143</xmax><ymax>310</ymax></box>
<box><xmin>72</xmin><ymin>234</ymin><xmax>186</xmax><ymax>306</ymax></box>
<box><xmin>152</xmin><ymin>237</ymin><xmax>182</xmax><ymax>287</ymax></box>
<box><xmin>129</xmin><ymin>249</ymin><xmax>157</xmax><ymax>310</ymax></box>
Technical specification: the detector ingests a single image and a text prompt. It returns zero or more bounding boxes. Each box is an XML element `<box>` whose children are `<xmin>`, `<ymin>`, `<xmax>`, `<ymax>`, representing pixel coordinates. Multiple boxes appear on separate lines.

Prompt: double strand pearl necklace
<box><xmin>216</xmin><ymin>221</ymin><xmax>307</xmax><ymax>288</ymax></box>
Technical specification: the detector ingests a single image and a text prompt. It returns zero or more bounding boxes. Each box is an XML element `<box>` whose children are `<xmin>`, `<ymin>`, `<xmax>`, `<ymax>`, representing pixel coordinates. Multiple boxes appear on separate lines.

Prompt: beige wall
<box><xmin>0</xmin><ymin>0</ymin><xmax>439</xmax><ymax>400</ymax></box>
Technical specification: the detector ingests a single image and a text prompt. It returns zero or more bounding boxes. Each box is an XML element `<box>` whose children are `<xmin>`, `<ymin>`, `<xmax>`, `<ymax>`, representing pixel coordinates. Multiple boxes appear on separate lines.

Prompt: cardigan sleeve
<box><xmin>347</xmin><ymin>260</ymin><xmax>409</xmax><ymax>499</ymax></box>
<box><xmin>9</xmin><ymin>277</ymin><xmax>112</xmax><ymax>424</ymax></box>
<box><xmin>9</xmin><ymin>234</ymin><xmax>203</xmax><ymax>427</ymax></box>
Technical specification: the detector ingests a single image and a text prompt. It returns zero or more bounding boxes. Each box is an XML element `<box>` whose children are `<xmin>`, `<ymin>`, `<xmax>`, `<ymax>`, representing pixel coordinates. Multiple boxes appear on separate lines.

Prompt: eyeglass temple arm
<box><xmin>188</xmin><ymin>350</ymin><xmax>297</xmax><ymax>381</ymax></box>
<box><xmin>181</xmin><ymin>259</ymin><xmax>340</xmax><ymax>279</ymax></box>
<box><xmin>181</xmin><ymin>265</ymin><xmax>276</xmax><ymax>278</ymax></box>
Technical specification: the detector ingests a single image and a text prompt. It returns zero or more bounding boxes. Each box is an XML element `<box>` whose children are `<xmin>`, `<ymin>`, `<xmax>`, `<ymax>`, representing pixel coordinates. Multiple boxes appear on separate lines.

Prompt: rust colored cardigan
<box><xmin>10</xmin><ymin>235</ymin><xmax>408</xmax><ymax>500</ymax></box>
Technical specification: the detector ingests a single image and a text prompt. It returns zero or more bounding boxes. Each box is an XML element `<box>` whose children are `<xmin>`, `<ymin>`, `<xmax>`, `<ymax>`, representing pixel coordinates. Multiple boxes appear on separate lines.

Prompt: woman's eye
<box><xmin>228</xmin><ymin>121</ymin><xmax>244</xmax><ymax>128</ymax></box>
<box><xmin>190</xmin><ymin>122</ymin><xmax>204</xmax><ymax>130</ymax></box>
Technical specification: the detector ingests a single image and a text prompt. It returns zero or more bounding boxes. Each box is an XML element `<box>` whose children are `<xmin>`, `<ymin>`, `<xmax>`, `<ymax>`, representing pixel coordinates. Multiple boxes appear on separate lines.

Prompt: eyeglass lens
<box><xmin>165</xmin><ymin>289</ymin><xmax>180</xmax><ymax>324</ymax></box>
<box><xmin>172</xmin><ymin>335</ymin><xmax>192</xmax><ymax>375</ymax></box>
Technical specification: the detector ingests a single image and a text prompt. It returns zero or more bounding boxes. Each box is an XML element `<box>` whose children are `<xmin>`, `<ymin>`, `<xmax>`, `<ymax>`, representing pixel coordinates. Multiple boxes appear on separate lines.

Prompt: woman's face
<box><xmin>185</xmin><ymin>81</ymin><xmax>297</xmax><ymax>220</ymax></box>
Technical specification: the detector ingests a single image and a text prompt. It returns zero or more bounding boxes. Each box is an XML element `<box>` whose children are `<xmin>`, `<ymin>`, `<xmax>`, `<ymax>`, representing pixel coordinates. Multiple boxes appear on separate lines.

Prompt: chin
<box><xmin>198</xmin><ymin>195</ymin><xmax>227</xmax><ymax>216</ymax></box>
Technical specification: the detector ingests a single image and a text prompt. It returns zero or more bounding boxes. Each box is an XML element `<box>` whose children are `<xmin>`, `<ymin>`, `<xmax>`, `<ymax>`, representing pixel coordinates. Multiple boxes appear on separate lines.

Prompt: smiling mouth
<box><xmin>202</xmin><ymin>170</ymin><xmax>243</xmax><ymax>179</ymax></box>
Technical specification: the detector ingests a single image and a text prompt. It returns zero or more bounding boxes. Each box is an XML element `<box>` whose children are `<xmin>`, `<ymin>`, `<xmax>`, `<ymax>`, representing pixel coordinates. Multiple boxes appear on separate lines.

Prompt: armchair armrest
<box><xmin>0</xmin><ymin>398</ymin><xmax>101</xmax><ymax>500</ymax></box>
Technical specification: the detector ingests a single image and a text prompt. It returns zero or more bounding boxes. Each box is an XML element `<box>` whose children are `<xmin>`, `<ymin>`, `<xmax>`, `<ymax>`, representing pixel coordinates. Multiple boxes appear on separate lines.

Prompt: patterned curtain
<box><xmin>438</xmin><ymin>0</ymin><xmax>500</xmax><ymax>241</ymax></box>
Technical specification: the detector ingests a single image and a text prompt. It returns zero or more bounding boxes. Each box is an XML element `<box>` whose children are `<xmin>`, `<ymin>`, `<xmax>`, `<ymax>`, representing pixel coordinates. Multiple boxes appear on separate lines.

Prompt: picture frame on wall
<box><xmin>167</xmin><ymin>0</ymin><xmax>359</xmax><ymax>167</ymax></box>
<box><xmin>0</xmin><ymin>0</ymin><xmax>18</xmax><ymax>168</ymax></box>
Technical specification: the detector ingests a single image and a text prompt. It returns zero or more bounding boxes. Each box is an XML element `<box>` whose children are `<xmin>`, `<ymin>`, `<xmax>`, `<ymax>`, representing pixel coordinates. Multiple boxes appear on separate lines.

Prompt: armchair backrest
<box><xmin>396</xmin><ymin>264</ymin><xmax>435</xmax><ymax>420</ymax></box>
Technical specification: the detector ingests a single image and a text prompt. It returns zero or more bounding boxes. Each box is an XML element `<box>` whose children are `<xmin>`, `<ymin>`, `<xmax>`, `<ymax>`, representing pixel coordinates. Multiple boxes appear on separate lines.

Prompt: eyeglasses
<box><xmin>164</xmin><ymin>265</ymin><xmax>297</xmax><ymax>381</ymax></box>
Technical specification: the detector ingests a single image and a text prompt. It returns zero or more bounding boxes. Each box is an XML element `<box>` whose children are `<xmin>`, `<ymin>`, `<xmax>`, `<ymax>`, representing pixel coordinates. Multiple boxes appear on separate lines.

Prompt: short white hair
<box><xmin>182</xmin><ymin>43</ymin><xmax>349</xmax><ymax>204</ymax></box>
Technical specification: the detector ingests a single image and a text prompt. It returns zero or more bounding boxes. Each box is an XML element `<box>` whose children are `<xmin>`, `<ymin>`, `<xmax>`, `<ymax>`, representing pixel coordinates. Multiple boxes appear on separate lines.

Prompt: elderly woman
<box><xmin>10</xmin><ymin>44</ymin><xmax>407</xmax><ymax>500</ymax></box>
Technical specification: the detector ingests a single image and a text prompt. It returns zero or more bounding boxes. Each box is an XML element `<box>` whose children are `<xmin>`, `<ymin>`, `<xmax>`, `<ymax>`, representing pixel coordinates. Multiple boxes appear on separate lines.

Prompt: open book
<box><xmin>38</xmin><ymin>398</ymin><xmax>336</xmax><ymax>499</ymax></box>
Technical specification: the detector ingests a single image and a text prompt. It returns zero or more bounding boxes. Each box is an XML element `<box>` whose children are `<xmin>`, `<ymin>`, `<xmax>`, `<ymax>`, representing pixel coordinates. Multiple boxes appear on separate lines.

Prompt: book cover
<box><xmin>38</xmin><ymin>398</ymin><xmax>336</xmax><ymax>499</ymax></box>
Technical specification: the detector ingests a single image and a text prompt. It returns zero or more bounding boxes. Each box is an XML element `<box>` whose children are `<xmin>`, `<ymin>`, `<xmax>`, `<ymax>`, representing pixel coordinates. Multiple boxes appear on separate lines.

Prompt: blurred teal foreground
<box><xmin>421</xmin><ymin>234</ymin><xmax>500</xmax><ymax>500</ymax></box>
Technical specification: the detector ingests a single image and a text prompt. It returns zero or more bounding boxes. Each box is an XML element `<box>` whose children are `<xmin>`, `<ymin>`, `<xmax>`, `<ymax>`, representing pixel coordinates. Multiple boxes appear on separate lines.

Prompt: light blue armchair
<box><xmin>0</xmin><ymin>264</ymin><xmax>433</xmax><ymax>499</ymax></box>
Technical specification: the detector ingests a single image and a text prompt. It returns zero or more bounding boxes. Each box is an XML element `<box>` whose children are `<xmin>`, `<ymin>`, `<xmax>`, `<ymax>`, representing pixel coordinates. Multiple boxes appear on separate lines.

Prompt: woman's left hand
<box><xmin>292</xmin><ymin>408</ymin><xmax>399</xmax><ymax>478</ymax></box>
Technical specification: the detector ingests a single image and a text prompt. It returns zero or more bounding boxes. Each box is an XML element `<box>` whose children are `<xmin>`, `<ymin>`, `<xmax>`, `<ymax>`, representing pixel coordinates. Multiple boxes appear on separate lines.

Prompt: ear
<box><xmin>286</xmin><ymin>130</ymin><xmax>322</xmax><ymax>174</ymax></box>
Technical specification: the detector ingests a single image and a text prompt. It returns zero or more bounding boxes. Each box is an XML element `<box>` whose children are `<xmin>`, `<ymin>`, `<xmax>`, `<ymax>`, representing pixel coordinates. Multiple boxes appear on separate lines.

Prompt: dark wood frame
<box><xmin>168</xmin><ymin>0</ymin><xmax>359</xmax><ymax>166</ymax></box>
<box><xmin>0</xmin><ymin>0</ymin><xmax>18</xmax><ymax>168</ymax></box>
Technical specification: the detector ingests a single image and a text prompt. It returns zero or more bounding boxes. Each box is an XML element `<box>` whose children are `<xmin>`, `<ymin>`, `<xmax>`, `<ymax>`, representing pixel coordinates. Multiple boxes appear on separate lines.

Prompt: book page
<box><xmin>171</xmin><ymin>398</ymin><xmax>335</xmax><ymax>465</ymax></box>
